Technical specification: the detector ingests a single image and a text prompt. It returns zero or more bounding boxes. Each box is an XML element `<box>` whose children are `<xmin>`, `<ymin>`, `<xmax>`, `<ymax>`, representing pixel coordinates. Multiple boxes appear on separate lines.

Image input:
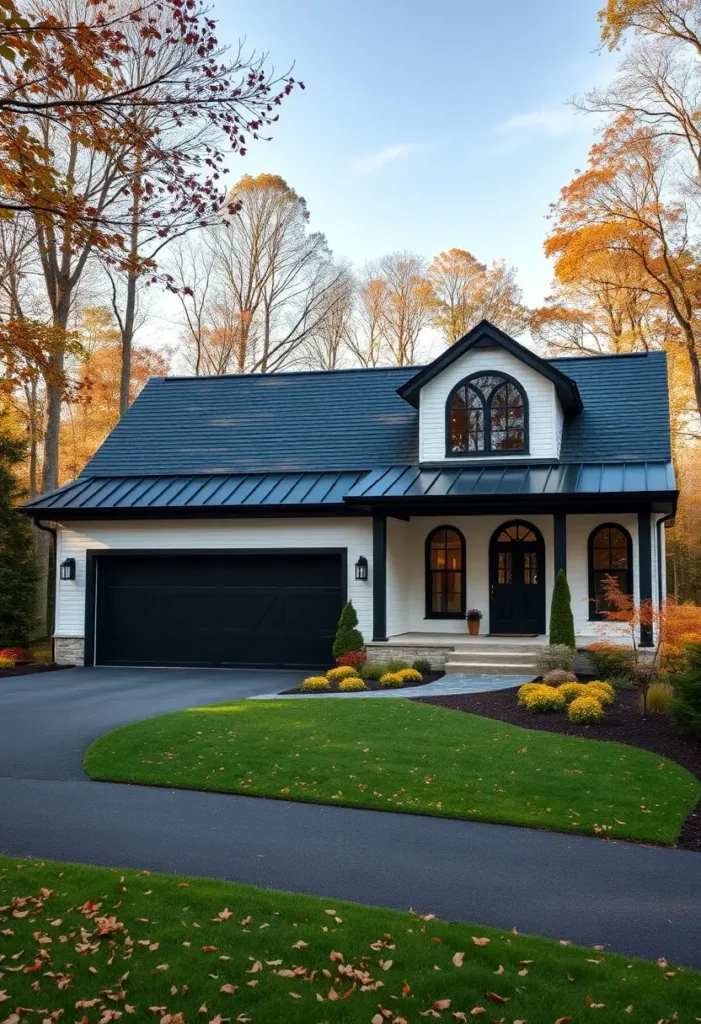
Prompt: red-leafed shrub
<box><xmin>0</xmin><ymin>647</ymin><xmax>30</xmax><ymax>662</ymax></box>
<box><xmin>335</xmin><ymin>649</ymin><xmax>367</xmax><ymax>668</ymax></box>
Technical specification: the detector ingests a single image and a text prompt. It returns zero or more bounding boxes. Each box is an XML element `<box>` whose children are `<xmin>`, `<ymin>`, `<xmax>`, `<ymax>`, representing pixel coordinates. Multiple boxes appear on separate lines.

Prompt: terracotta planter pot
<box><xmin>467</xmin><ymin>619</ymin><xmax>480</xmax><ymax>635</ymax></box>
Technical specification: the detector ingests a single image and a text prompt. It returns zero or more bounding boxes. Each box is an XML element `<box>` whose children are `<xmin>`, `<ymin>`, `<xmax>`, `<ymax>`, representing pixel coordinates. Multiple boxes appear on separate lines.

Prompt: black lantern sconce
<box><xmin>59</xmin><ymin>558</ymin><xmax>76</xmax><ymax>581</ymax></box>
<box><xmin>354</xmin><ymin>555</ymin><xmax>368</xmax><ymax>582</ymax></box>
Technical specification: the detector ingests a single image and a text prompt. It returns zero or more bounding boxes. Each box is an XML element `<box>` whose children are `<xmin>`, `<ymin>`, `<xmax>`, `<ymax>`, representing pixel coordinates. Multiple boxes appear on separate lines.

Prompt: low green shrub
<box><xmin>587</xmin><ymin>641</ymin><xmax>632</xmax><ymax>680</ymax></box>
<box><xmin>522</xmin><ymin>684</ymin><xmax>567</xmax><ymax>712</ymax></box>
<box><xmin>379</xmin><ymin>672</ymin><xmax>404</xmax><ymax>688</ymax></box>
<box><xmin>667</xmin><ymin>643</ymin><xmax>701</xmax><ymax>736</ymax></box>
<box><xmin>360</xmin><ymin>663</ymin><xmax>387</xmax><ymax>681</ymax></box>
<box><xmin>300</xmin><ymin>676</ymin><xmax>330</xmax><ymax>692</ymax></box>
<box><xmin>568</xmin><ymin>694</ymin><xmax>604</xmax><ymax>724</ymax></box>
<box><xmin>386</xmin><ymin>658</ymin><xmax>410</xmax><ymax>673</ymax></box>
<box><xmin>326</xmin><ymin>665</ymin><xmax>358</xmax><ymax>682</ymax></box>
<box><xmin>534</xmin><ymin>644</ymin><xmax>576</xmax><ymax>675</ymax></box>
<box><xmin>338</xmin><ymin>677</ymin><xmax>368</xmax><ymax>692</ymax></box>
<box><xmin>542</xmin><ymin>669</ymin><xmax>577</xmax><ymax>686</ymax></box>
<box><xmin>644</xmin><ymin>682</ymin><xmax>675</xmax><ymax>715</ymax></box>
<box><xmin>30</xmin><ymin>649</ymin><xmax>53</xmax><ymax>665</ymax></box>
<box><xmin>608</xmin><ymin>674</ymin><xmax>634</xmax><ymax>691</ymax></box>
<box><xmin>412</xmin><ymin>658</ymin><xmax>432</xmax><ymax>674</ymax></box>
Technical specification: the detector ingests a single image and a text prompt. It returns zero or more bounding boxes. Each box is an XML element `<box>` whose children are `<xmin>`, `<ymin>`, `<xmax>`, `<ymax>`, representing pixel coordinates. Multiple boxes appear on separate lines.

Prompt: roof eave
<box><xmin>396</xmin><ymin>319</ymin><xmax>583</xmax><ymax>413</ymax></box>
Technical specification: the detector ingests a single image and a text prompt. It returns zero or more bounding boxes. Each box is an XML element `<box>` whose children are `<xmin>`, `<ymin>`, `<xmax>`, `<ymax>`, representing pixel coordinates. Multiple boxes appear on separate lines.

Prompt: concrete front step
<box><xmin>445</xmin><ymin>661</ymin><xmax>536</xmax><ymax>676</ymax></box>
<box><xmin>449</xmin><ymin>650</ymin><xmax>538</xmax><ymax>661</ymax></box>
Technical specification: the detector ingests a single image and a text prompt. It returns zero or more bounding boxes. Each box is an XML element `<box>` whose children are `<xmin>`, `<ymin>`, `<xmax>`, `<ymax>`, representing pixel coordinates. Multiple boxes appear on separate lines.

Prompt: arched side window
<box><xmin>588</xmin><ymin>523</ymin><xmax>633</xmax><ymax>620</ymax></box>
<box><xmin>446</xmin><ymin>372</ymin><xmax>528</xmax><ymax>456</ymax></box>
<box><xmin>425</xmin><ymin>526</ymin><xmax>466</xmax><ymax>619</ymax></box>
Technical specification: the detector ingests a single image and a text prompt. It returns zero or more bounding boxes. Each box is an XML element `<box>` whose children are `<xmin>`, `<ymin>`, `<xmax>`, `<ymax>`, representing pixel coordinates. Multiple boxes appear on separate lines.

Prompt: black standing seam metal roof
<box><xmin>23</xmin><ymin>471</ymin><xmax>369</xmax><ymax>512</ymax></box>
<box><xmin>75</xmin><ymin>350</ymin><xmax>671</xmax><ymax>479</ymax></box>
<box><xmin>343</xmin><ymin>461</ymin><xmax>677</xmax><ymax>501</ymax></box>
<box><xmin>22</xmin><ymin>460</ymin><xmax>676</xmax><ymax>516</ymax></box>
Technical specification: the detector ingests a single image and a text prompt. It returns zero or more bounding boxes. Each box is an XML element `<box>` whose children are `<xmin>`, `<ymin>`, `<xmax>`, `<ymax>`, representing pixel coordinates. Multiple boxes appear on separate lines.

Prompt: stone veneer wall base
<box><xmin>365</xmin><ymin>644</ymin><xmax>455</xmax><ymax>671</ymax></box>
<box><xmin>54</xmin><ymin>637</ymin><xmax>85</xmax><ymax>667</ymax></box>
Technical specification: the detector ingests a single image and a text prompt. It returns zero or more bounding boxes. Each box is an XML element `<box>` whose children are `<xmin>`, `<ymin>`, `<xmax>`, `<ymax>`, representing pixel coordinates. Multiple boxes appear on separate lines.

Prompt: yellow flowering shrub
<box><xmin>301</xmin><ymin>676</ymin><xmax>330</xmax><ymax>692</ymax></box>
<box><xmin>556</xmin><ymin>681</ymin><xmax>589</xmax><ymax>703</ymax></box>
<box><xmin>517</xmin><ymin>682</ymin><xmax>541</xmax><ymax>706</ymax></box>
<box><xmin>326</xmin><ymin>665</ymin><xmax>359</xmax><ymax>682</ymax></box>
<box><xmin>587</xmin><ymin>680</ymin><xmax>615</xmax><ymax>705</ymax></box>
<box><xmin>379</xmin><ymin>672</ymin><xmax>404</xmax><ymax>688</ymax></box>
<box><xmin>522</xmin><ymin>684</ymin><xmax>567</xmax><ymax>712</ymax></box>
<box><xmin>338</xmin><ymin>677</ymin><xmax>368</xmax><ymax>691</ymax></box>
<box><xmin>568</xmin><ymin>694</ymin><xmax>605</xmax><ymax>723</ymax></box>
<box><xmin>0</xmin><ymin>657</ymin><xmax>15</xmax><ymax>669</ymax></box>
<box><xmin>397</xmin><ymin>668</ymin><xmax>423</xmax><ymax>684</ymax></box>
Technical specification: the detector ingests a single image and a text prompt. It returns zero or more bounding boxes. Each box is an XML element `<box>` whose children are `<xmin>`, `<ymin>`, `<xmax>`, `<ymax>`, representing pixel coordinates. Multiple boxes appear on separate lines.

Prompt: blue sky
<box><xmin>216</xmin><ymin>0</ymin><xmax>617</xmax><ymax>310</ymax></box>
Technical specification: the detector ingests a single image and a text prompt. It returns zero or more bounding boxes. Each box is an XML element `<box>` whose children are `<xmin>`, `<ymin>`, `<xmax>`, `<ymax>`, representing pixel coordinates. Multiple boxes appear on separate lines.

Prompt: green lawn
<box><xmin>1</xmin><ymin>856</ymin><xmax>699</xmax><ymax>1023</ymax></box>
<box><xmin>83</xmin><ymin>699</ymin><xmax>700</xmax><ymax>845</ymax></box>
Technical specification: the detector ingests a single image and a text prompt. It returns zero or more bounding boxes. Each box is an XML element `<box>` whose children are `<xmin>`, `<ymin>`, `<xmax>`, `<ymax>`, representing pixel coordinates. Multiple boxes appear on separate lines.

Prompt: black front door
<box><xmin>489</xmin><ymin>521</ymin><xmax>545</xmax><ymax>634</ymax></box>
<box><xmin>94</xmin><ymin>552</ymin><xmax>344</xmax><ymax>669</ymax></box>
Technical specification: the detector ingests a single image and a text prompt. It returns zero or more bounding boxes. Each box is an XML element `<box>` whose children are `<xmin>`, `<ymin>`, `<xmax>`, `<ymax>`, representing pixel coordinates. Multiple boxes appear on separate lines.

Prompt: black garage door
<box><xmin>94</xmin><ymin>552</ymin><xmax>344</xmax><ymax>668</ymax></box>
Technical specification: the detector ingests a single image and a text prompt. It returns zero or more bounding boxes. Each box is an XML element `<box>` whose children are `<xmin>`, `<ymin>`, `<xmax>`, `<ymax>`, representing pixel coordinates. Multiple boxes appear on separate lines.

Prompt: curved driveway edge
<box><xmin>1</xmin><ymin>667</ymin><xmax>701</xmax><ymax>969</ymax></box>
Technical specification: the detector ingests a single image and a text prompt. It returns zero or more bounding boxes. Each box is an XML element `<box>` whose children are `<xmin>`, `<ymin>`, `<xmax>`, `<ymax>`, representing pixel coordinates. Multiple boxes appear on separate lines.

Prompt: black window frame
<box><xmin>424</xmin><ymin>525</ymin><xmax>467</xmax><ymax>620</ymax></box>
<box><xmin>587</xmin><ymin>523</ymin><xmax>633</xmax><ymax>621</ymax></box>
<box><xmin>445</xmin><ymin>370</ymin><xmax>529</xmax><ymax>457</ymax></box>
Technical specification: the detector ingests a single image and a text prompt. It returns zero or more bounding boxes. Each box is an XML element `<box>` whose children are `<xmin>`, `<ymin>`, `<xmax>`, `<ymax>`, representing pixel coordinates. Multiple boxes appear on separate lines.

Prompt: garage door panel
<box><xmin>95</xmin><ymin>553</ymin><xmax>344</xmax><ymax>669</ymax></box>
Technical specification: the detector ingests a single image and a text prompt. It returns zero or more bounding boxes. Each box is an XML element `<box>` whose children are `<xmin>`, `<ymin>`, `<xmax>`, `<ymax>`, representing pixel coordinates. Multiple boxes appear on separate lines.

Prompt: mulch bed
<box><xmin>0</xmin><ymin>664</ymin><xmax>69</xmax><ymax>679</ymax></box>
<box><xmin>415</xmin><ymin>686</ymin><xmax>701</xmax><ymax>852</ymax></box>
<box><xmin>281</xmin><ymin>671</ymin><xmax>445</xmax><ymax>695</ymax></box>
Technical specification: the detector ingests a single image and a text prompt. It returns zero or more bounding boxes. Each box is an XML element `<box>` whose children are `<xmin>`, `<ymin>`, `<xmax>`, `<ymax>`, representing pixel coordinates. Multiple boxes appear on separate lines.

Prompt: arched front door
<box><xmin>489</xmin><ymin>520</ymin><xmax>546</xmax><ymax>635</ymax></box>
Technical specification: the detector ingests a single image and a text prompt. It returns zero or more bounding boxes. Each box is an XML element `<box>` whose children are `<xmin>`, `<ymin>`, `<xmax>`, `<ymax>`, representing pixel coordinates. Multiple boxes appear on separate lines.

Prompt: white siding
<box><xmin>382</xmin><ymin>512</ymin><xmax>650</xmax><ymax>639</ymax></box>
<box><xmin>55</xmin><ymin>518</ymin><xmax>374</xmax><ymax>641</ymax></box>
<box><xmin>419</xmin><ymin>348</ymin><xmax>564</xmax><ymax>463</ymax></box>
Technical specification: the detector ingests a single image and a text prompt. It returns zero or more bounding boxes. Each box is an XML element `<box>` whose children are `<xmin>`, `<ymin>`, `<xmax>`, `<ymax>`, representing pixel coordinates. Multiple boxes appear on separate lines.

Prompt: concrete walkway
<box><xmin>1</xmin><ymin>667</ymin><xmax>701</xmax><ymax>969</ymax></box>
<box><xmin>252</xmin><ymin>673</ymin><xmax>528</xmax><ymax>699</ymax></box>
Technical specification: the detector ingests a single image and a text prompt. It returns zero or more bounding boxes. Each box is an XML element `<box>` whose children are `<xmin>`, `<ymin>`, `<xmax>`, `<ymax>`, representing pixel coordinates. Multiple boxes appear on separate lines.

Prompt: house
<box><xmin>23</xmin><ymin>320</ymin><xmax>677</xmax><ymax>671</ymax></box>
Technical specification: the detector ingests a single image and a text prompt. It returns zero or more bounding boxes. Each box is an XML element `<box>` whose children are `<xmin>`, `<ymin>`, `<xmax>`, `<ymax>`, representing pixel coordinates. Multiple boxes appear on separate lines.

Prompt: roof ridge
<box><xmin>160</xmin><ymin>365</ymin><xmax>423</xmax><ymax>384</ymax></box>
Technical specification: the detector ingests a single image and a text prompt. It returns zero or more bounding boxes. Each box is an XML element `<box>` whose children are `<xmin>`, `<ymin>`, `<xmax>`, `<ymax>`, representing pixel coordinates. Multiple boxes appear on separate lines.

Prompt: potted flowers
<box><xmin>466</xmin><ymin>609</ymin><xmax>483</xmax><ymax>635</ymax></box>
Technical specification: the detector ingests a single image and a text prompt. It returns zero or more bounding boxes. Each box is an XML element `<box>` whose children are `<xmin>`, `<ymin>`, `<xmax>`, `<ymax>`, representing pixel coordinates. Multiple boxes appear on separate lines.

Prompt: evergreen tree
<box><xmin>667</xmin><ymin>643</ymin><xmax>701</xmax><ymax>737</ymax></box>
<box><xmin>332</xmin><ymin>600</ymin><xmax>364</xmax><ymax>658</ymax></box>
<box><xmin>549</xmin><ymin>568</ymin><xmax>576</xmax><ymax>649</ymax></box>
<box><xmin>0</xmin><ymin>425</ymin><xmax>36</xmax><ymax>647</ymax></box>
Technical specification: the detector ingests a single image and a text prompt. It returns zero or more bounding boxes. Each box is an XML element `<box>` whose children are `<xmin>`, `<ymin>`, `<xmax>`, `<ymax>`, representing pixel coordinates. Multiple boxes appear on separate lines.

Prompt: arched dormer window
<box><xmin>447</xmin><ymin>372</ymin><xmax>528</xmax><ymax>456</ymax></box>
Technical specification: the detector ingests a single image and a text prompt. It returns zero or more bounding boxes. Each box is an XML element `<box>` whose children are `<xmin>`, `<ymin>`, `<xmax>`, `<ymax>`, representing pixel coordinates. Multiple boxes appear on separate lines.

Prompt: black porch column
<box><xmin>372</xmin><ymin>512</ymin><xmax>388</xmax><ymax>642</ymax></box>
<box><xmin>553</xmin><ymin>512</ymin><xmax>567</xmax><ymax>578</ymax></box>
<box><xmin>638</xmin><ymin>509</ymin><xmax>654</xmax><ymax>647</ymax></box>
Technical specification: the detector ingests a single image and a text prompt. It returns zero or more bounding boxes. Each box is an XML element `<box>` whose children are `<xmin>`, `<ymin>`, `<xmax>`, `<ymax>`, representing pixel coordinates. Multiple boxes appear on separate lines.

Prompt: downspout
<box><xmin>656</xmin><ymin>512</ymin><xmax>675</xmax><ymax>608</ymax></box>
<box><xmin>33</xmin><ymin>519</ymin><xmax>57</xmax><ymax>662</ymax></box>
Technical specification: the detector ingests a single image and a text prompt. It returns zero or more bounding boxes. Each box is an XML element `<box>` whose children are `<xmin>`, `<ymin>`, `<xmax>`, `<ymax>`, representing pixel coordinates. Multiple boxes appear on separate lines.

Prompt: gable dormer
<box><xmin>397</xmin><ymin>320</ymin><xmax>582</xmax><ymax>464</ymax></box>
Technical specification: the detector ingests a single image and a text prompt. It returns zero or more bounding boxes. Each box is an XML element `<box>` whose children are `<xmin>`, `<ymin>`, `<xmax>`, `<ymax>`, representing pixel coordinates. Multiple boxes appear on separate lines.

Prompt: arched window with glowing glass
<box><xmin>447</xmin><ymin>373</ymin><xmax>528</xmax><ymax>456</ymax></box>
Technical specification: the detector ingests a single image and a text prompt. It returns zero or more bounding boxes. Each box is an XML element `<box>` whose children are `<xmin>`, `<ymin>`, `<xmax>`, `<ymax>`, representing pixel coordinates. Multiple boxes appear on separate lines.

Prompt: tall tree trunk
<box><xmin>119</xmin><ymin>266</ymin><xmax>137</xmax><ymax>415</ymax></box>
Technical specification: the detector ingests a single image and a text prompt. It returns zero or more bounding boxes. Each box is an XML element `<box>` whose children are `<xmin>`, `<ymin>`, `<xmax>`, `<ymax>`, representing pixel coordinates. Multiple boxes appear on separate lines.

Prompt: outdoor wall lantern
<box><xmin>59</xmin><ymin>558</ymin><xmax>76</xmax><ymax>581</ymax></box>
<box><xmin>355</xmin><ymin>555</ymin><xmax>369</xmax><ymax>581</ymax></box>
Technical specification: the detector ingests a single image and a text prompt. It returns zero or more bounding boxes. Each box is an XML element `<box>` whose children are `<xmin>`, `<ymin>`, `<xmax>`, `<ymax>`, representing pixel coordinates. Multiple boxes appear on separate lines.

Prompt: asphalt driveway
<box><xmin>1</xmin><ymin>667</ymin><xmax>701</xmax><ymax>969</ymax></box>
<box><xmin>0</xmin><ymin>666</ymin><xmax>292</xmax><ymax>780</ymax></box>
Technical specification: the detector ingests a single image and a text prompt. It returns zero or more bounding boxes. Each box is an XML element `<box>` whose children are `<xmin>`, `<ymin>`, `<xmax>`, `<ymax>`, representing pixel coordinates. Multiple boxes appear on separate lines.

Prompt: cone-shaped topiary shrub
<box><xmin>331</xmin><ymin>600</ymin><xmax>364</xmax><ymax>659</ymax></box>
<box><xmin>549</xmin><ymin>569</ymin><xmax>576</xmax><ymax>649</ymax></box>
<box><xmin>667</xmin><ymin>642</ymin><xmax>701</xmax><ymax>736</ymax></box>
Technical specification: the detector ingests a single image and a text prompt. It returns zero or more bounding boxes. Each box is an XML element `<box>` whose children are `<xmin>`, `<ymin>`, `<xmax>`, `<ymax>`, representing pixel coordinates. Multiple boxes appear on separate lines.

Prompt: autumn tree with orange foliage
<box><xmin>426</xmin><ymin>248</ymin><xmax>529</xmax><ymax>344</ymax></box>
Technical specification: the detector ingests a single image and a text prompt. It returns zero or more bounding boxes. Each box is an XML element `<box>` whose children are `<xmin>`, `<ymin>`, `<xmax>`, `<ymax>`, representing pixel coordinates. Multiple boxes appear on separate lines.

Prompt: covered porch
<box><xmin>349</xmin><ymin>464</ymin><xmax>677</xmax><ymax>670</ymax></box>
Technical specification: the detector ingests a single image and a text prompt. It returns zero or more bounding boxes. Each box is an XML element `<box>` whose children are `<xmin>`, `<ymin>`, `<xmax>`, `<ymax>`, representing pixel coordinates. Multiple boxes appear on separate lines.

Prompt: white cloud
<box><xmin>353</xmin><ymin>142</ymin><xmax>426</xmax><ymax>173</ymax></box>
<box><xmin>481</xmin><ymin>104</ymin><xmax>587</xmax><ymax>157</ymax></box>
